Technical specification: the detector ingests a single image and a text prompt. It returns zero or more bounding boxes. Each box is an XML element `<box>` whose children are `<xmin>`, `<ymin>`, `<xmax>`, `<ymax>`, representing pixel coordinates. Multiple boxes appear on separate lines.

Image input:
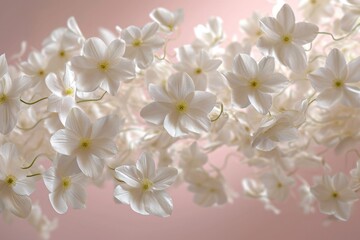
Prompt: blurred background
<box><xmin>1</xmin><ymin>0</ymin><xmax>360</xmax><ymax>239</ymax></box>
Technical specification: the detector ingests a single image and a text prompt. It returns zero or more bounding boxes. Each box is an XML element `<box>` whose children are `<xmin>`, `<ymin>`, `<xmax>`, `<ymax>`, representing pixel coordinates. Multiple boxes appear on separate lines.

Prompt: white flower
<box><xmin>140</xmin><ymin>72</ymin><xmax>217</xmax><ymax>137</ymax></box>
<box><xmin>350</xmin><ymin>160</ymin><xmax>360</xmax><ymax>191</ymax></box>
<box><xmin>0</xmin><ymin>54</ymin><xmax>32</xmax><ymax>135</ymax></box>
<box><xmin>340</xmin><ymin>0</ymin><xmax>360</xmax><ymax>32</ymax></box>
<box><xmin>149</xmin><ymin>8</ymin><xmax>184</xmax><ymax>33</ymax></box>
<box><xmin>252</xmin><ymin>113</ymin><xmax>299</xmax><ymax>151</ymax></box>
<box><xmin>299</xmin><ymin>0</ymin><xmax>333</xmax><ymax>24</ymax></box>
<box><xmin>174</xmin><ymin>46</ymin><xmax>223</xmax><ymax>90</ymax></box>
<box><xmin>114</xmin><ymin>153</ymin><xmax>178</xmax><ymax>217</ymax></box>
<box><xmin>0</xmin><ymin>143</ymin><xmax>36</xmax><ymax>218</ymax></box>
<box><xmin>226</xmin><ymin>54</ymin><xmax>288</xmax><ymax>114</ymax></box>
<box><xmin>50</xmin><ymin>108</ymin><xmax>120</xmax><ymax>178</ymax></box>
<box><xmin>239</xmin><ymin>12</ymin><xmax>263</xmax><ymax>44</ymax></box>
<box><xmin>260</xmin><ymin>169</ymin><xmax>294</xmax><ymax>201</ymax></box>
<box><xmin>179</xmin><ymin>142</ymin><xmax>207</xmax><ymax>172</ymax></box>
<box><xmin>122</xmin><ymin>22</ymin><xmax>165</xmax><ymax>69</ymax></box>
<box><xmin>43</xmin><ymin>154</ymin><xmax>87</xmax><ymax>214</ymax></box>
<box><xmin>257</xmin><ymin>3</ymin><xmax>318</xmax><ymax>73</ymax></box>
<box><xmin>71</xmin><ymin>37</ymin><xmax>135</xmax><ymax>95</ymax></box>
<box><xmin>185</xmin><ymin>169</ymin><xmax>228</xmax><ymax>207</ymax></box>
<box><xmin>20</xmin><ymin>50</ymin><xmax>49</xmax><ymax>91</ymax></box>
<box><xmin>45</xmin><ymin>64</ymin><xmax>77</xmax><ymax>125</ymax></box>
<box><xmin>27</xmin><ymin>203</ymin><xmax>58</xmax><ymax>240</ymax></box>
<box><xmin>309</xmin><ymin>48</ymin><xmax>360</xmax><ymax>108</ymax></box>
<box><xmin>310</xmin><ymin>173</ymin><xmax>359</xmax><ymax>221</ymax></box>
<box><xmin>193</xmin><ymin>17</ymin><xmax>225</xmax><ymax>48</ymax></box>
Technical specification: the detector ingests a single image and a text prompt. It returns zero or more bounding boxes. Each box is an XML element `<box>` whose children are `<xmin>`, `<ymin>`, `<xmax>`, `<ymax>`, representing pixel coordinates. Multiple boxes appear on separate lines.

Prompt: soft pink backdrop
<box><xmin>1</xmin><ymin>0</ymin><xmax>360</xmax><ymax>239</ymax></box>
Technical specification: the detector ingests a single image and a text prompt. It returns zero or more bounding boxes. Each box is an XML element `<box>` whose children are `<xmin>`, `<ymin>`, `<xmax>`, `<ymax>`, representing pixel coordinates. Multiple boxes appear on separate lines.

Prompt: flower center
<box><xmin>249</xmin><ymin>79</ymin><xmax>259</xmax><ymax>88</ymax></box>
<box><xmin>98</xmin><ymin>61</ymin><xmax>110</xmax><ymax>72</ymax></box>
<box><xmin>132</xmin><ymin>39</ymin><xmax>143</xmax><ymax>47</ymax></box>
<box><xmin>277</xmin><ymin>182</ymin><xmax>283</xmax><ymax>188</ymax></box>
<box><xmin>142</xmin><ymin>178</ymin><xmax>153</xmax><ymax>191</ymax></box>
<box><xmin>176</xmin><ymin>101</ymin><xmax>188</xmax><ymax>113</ymax></box>
<box><xmin>282</xmin><ymin>35</ymin><xmax>292</xmax><ymax>43</ymax></box>
<box><xmin>5</xmin><ymin>175</ymin><xmax>17</xmax><ymax>186</ymax></box>
<box><xmin>62</xmin><ymin>176</ymin><xmax>72</xmax><ymax>190</ymax></box>
<box><xmin>59</xmin><ymin>50</ymin><xmax>66</xmax><ymax>58</ymax></box>
<box><xmin>0</xmin><ymin>94</ymin><xmax>7</xmax><ymax>105</ymax></box>
<box><xmin>310</xmin><ymin>0</ymin><xmax>317</xmax><ymax>4</ymax></box>
<box><xmin>79</xmin><ymin>138</ymin><xmax>92</xmax><ymax>149</ymax></box>
<box><xmin>38</xmin><ymin>69</ymin><xmax>45</xmax><ymax>76</ymax></box>
<box><xmin>333</xmin><ymin>80</ymin><xmax>343</xmax><ymax>88</ymax></box>
<box><xmin>64</xmin><ymin>88</ymin><xmax>74</xmax><ymax>96</ymax></box>
<box><xmin>194</xmin><ymin>68</ymin><xmax>202</xmax><ymax>75</ymax></box>
<box><xmin>332</xmin><ymin>192</ymin><xmax>338</xmax><ymax>198</ymax></box>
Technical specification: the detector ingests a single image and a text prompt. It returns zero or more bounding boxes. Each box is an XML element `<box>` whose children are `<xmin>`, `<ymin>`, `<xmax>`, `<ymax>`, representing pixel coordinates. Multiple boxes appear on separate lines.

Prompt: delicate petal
<box><xmin>83</xmin><ymin>38</ymin><xmax>107</xmax><ymax>59</ymax></box>
<box><xmin>115</xmin><ymin>166</ymin><xmax>141</xmax><ymax>188</ymax></box>
<box><xmin>276</xmin><ymin>4</ymin><xmax>295</xmax><ymax>34</ymax></box>
<box><xmin>50</xmin><ymin>129</ymin><xmax>80</xmax><ymax>155</ymax></box>
<box><xmin>325</xmin><ymin>49</ymin><xmax>348</xmax><ymax>79</ymax></box>
<box><xmin>248</xmin><ymin>91</ymin><xmax>272</xmax><ymax>114</ymax></box>
<box><xmin>164</xmin><ymin>111</ymin><xmax>185</xmax><ymax>137</ymax></box>
<box><xmin>233</xmin><ymin>54</ymin><xmax>258</xmax><ymax>79</ymax></box>
<box><xmin>65</xmin><ymin>108</ymin><xmax>91</xmax><ymax>137</ymax></box>
<box><xmin>144</xmin><ymin>191</ymin><xmax>173</xmax><ymax>217</ymax></box>
<box><xmin>152</xmin><ymin>167</ymin><xmax>178</xmax><ymax>190</ymax></box>
<box><xmin>316</xmin><ymin>88</ymin><xmax>342</xmax><ymax>108</ymax></box>
<box><xmin>187</xmin><ymin>91</ymin><xmax>216</xmax><ymax>112</ymax></box>
<box><xmin>140</xmin><ymin>102</ymin><xmax>170</xmax><ymax>125</ymax></box>
<box><xmin>77</xmin><ymin>153</ymin><xmax>104</xmax><ymax>178</ymax></box>
<box><xmin>114</xmin><ymin>185</ymin><xmax>130</xmax><ymax>204</ymax></box>
<box><xmin>293</xmin><ymin>22</ymin><xmax>318</xmax><ymax>45</ymax></box>
<box><xmin>49</xmin><ymin>192</ymin><xmax>68</xmax><ymax>214</ymax></box>
<box><xmin>167</xmin><ymin>72</ymin><xmax>195</xmax><ymax>100</ymax></box>
<box><xmin>259</xmin><ymin>17</ymin><xmax>282</xmax><ymax>40</ymax></box>
<box><xmin>65</xmin><ymin>184</ymin><xmax>86</xmax><ymax>209</ymax></box>
<box><xmin>275</xmin><ymin>43</ymin><xmax>307</xmax><ymax>73</ymax></box>
<box><xmin>91</xmin><ymin>114</ymin><xmax>120</xmax><ymax>139</ymax></box>
<box><xmin>136</xmin><ymin>153</ymin><xmax>156</xmax><ymax>179</ymax></box>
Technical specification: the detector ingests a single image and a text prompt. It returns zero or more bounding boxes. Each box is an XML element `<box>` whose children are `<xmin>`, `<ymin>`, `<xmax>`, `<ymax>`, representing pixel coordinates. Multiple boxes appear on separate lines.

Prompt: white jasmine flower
<box><xmin>0</xmin><ymin>54</ymin><xmax>32</xmax><ymax>135</ymax></box>
<box><xmin>122</xmin><ymin>22</ymin><xmax>165</xmax><ymax>69</ymax></box>
<box><xmin>20</xmin><ymin>51</ymin><xmax>49</xmax><ymax>91</ymax></box>
<box><xmin>310</xmin><ymin>173</ymin><xmax>359</xmax><ymax>221</ymax></box>
<box><xmin>226</xmin><ymin>54</ymin><xmax>288</xmax><ymax>114</ymax></box>
<box><xmin>149</xmin><ymin>8</ymin><xmax>184</xmax><ymax>33</ymax></box>
<box><xmin>257</xmin><ymin>3</ymin><xmax>319</xmax><ymax>73</ymax></box>
<box><xmin>260</xmin><ymin>169</ymin><xmax>295</xmax><ymax>201</ymax></box>
<box><xmin>299</xmin><ymin>182</ymin><xmax>316</xmax><ymax>214</ymax></box>
<box><xmin>140</xmin><ymin>72</ymin><xmax>217</xmax><ymax>137</ymax></box>
<box><xmin>252</xmin><ymin>114</ymin><xmax>299</xmax><ymax>151</ymax></box>
<box><xmin>179</xmin><ymin>142</ymin><xmax>207</xmax><ymax>172</ymax></box>
<box><xmin>193</xmin><ymin>17</ymin><xmax>225</xmax><ymax>48</ymax></box>
<box><xmin>340</xmin><ymin>0</ymin><xmax>360</xmax><ymax>32</ymax></box>
<box><xmin>186</xmin><ymin>169</ymin><xmax>228</xmax><ymax>207</ymax></box>
<box><xmin>350</xmin><ymin>160</ymin><xmax>360</xmax><ymax>191</ymax></box>
<box><xmin>43</xmin><ymin>154</ymin><xmax>87</xmax><ymax>214</ymax></box>
<box><xmin>114</xmin><ymin>153</ymin><xmax>178</xmax><ymax>217</ymax></box>
<box><xmin>71</xmin><ymin>37</ymin><xmax>135</xmax><ymax>95</ymax></box>
<box><xmin>45</xmin><ymin>64</ymin><xmax>77</xmax><ymax>125</ymax></box>
<box><xmin>27</xmin><ymin>203</ymin><xmax>58</xmax><ymax>240</ymax></box>
<box><xmin>299</xmin><ymin>0</ymin><xmax>333</xmax><ymax>24</ymax></box>
<box><xmin>174</xmin><ymin>46</ymin><xmax>223</xmax><ymax>91</ymax></box>
<box><xmin>0</xmin><ymin>143</ymin><xmax>36</xmax><ymax>218</ymax></box>
<box><xmin>50</xmin><ymin>108</ymin><xmax>120</xmax><ymax>178</ymax></box>
<box><xmin>239</xmin><ymin>12</ymin><xmax>264</xmax><ymax>44</ymax></box>
<box><xmin>309</xmin><ymin>48</ymin><xmax>360</xmax><ymax>108</ymax></box>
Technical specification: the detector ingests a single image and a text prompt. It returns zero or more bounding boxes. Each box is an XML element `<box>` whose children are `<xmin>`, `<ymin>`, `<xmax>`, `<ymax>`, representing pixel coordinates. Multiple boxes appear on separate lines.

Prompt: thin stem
<box><xmin>317</xmin><ymin>23</ymin><xmax>360</xmax><ymax>41</ymax></box>
<box><xmin>20</xmin><ymin>97</ymin><xmax>48</xmax><ymax>105</ymax></box>
<box><xmin>27</xmin><ymin>173</ymin><xmax>42</xmax><ymax>178</ymax></box>
<box><xmin>76</xmin><ymin>91</ymin><xmax>107</xmax><ymax>103</ymax></box>
<box><xmin>16</xmin><ymin>116</ymin><xmax>50</xmax><ymax>131</ymax></box>
<box><xmin>22</xmin><ymin>154</ymin><xmax>44</xmax><ymax>170</ymax></box>
<box><xmin>210</xmin><ymin>103</ymin><xmax>224</xmax><ymax>122</ymax></box>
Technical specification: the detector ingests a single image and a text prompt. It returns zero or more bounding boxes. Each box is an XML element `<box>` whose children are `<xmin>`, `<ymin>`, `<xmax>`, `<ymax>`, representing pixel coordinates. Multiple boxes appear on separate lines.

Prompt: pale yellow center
<box><xmin>5</xmin><ymin>175</ymin><xmax>16</xmax><ymax>186</ymax></box>
<box><xmin>64</xmin><ymin>88</ymin><xmax>74</xmax><ymax>96</ymax></box>
<box><xmin>79</xmin><ymin>138</ymin><xmax>92</xmax><ymax>149</ymax></box>
<box><xmin>132</xmin><ymin>39</ymin><xmax>142</xmax><ymax>47</ymax></box>
<box><xmin>98</xmin><ymin>61</ymin><xmax>110</xmax><ymax>72</ymax></box>
<box><xmin>0</xmin><ymin>94</ymin><xmax>7</xmax><ymax>105</ymax></box>
<box><xmin>194</xmin><ymin>68</ymin><xmax>202</xmax><ymax>75</ymax></box>
<box><xmin>59</xmin><ymin>50</ymin><xmax>66</xmax><ymax>58</ymax></box>
<box><xmin>334</xmin><ymin>80</ymin><xmax>343</xmax><ymax>88</ymax></box>
<box><xmin>38</xmin><ymin>69</ymin><xmax>45</xmax><ymax>76</ymax></box>
<box><xmin>62</xmin><ymin>176</ymin><xmax>71</xmax><ymax>190</ymax></box>
<box><xmin>282</xmin><ymin>35</ymin><xmax>292</xmax><ymax>43</ymax></box>
<box><xmin>176</xmin><ymin>101</ymin><xmax>188</xmax><ymax>113</ymax></box>
<box><xmin>142</xmin><ymin>178</ymin><xmax>153</xmax><ymax>191</ymax></box>
<box><xmin>332</xmin><ymin>192</ymin><xmax>339</xmax><ymax>199</ymax></box>
<box><xmin>249</xmin><ymin>79</ymin><xmax>259</xmax><ymax>89</ymax></box>
<box><xmin>277</xmin><ymin>182</ymin><xmax>283</xmax><ymax>188</ymax></box>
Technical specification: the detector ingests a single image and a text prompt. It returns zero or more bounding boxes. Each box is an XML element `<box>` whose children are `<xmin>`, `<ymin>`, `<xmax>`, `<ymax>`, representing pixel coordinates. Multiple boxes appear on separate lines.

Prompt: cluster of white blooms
<box><xmin>1</xmin><ymin>1</ymin><xmax>360</xmax><ymax>238</ymax></box>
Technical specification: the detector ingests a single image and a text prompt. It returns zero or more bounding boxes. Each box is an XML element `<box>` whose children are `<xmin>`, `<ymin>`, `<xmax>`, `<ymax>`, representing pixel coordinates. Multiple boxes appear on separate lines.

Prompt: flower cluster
<box><xmin>1</xmin><ymin>1</ymin><xmax>360</xmax><ymax>238</ymax></box>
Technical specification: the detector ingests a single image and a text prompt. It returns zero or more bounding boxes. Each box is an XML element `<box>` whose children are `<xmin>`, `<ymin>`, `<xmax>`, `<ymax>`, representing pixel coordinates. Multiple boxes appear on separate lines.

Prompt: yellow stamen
<box><xmin>282</xmin><ymin>35</ymin><xmax>292</xmax><ymax>43</ymax></box>
<box><xmin>0</xmin><ymin>94</ymin><xmax>7</xmax><ymax>105</ymax></box>
<box><xmin>334</xmin><ymin>80</ymin><xmax>343</xmax><ymax>88</ymax></box>
<box><xmin>59</xmin><ymin>50</ymin><xmax>66</xmax><ymax>58</ymax></box>
<box><xmin>62</xmin><ymin>176</ymin><xmax>71</xmax><ymax>190</ymax></box>
<box><xmin>142</xmin><ymin>178</ymin><xmax>153</xmax><ymax>191</ymax></box>
<box><xmin>64</xmin><ymin>88</ymin><xmax>74</xmax><ymax>96</ymax></box>
<box><xmin>79</xmin><ymin>139</ymin><xmax>91</xmax><ymax>149</ymax></box>
<box><xmin>5</xmin><ymin>175</ymin><xmax>17</xmax><ymax>186</ymax></box>
<box><xmin>132</xmin><ymin>39</ymin><xmax>142</xmax><ymax>47</ymax></box>
<box><xmin>98</xmin><ymin>61</ymin><xmax>110</xmax><ymax>72</ymax></box>
<box><xmin>176</xmin><ymin>101</ymin><xmax>188</xmax><ymax>113</ymax></box>
<box><xmin>194</xmin><ymin>68</ymin><xmax>202</xmax><ymax>75</ymax></box>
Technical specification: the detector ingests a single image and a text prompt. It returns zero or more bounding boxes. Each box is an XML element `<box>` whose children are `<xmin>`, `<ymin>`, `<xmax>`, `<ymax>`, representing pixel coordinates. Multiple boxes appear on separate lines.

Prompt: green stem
<box><xmin>211</xmin><ymin>103</ymin><xmax>224</xmax><ymax>122</ymax></box>
<box><xmin>27</xmin><ymin>173</ymin><xmax>42</xmax><ymax>178</ymax></box>
<box><xmin>76</xmin><ymin>91</ymin><xmax>107</xmax><ymax>103</ymax></box>
<box><xmin>20</xmin><ymin>97</ymin><xmax>48</xmax><ymax>105</ymax></box>
<box><xmin>317</xmin><ymin>23</ymin><xmax>360</xmax><ymax>41</ymax></box>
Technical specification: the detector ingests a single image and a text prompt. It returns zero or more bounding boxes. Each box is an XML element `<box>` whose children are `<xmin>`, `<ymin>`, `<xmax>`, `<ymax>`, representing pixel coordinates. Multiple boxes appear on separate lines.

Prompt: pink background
<box><xmin>1</xmin><ymin>0</ymin><xmax>360</xmax><ymax>239</ymax></box>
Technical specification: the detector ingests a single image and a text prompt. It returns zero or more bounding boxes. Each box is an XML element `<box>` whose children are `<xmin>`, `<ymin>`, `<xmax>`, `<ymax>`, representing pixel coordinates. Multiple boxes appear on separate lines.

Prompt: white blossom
<box><xmin>149</xmin><ymin>8</ymin><xmax>184</xmax><ymax>33</ymax></box>
<box><xmin>114</xmin><ymin>153</ymin><xmax>178</xmax><ymax>217</ymax></box>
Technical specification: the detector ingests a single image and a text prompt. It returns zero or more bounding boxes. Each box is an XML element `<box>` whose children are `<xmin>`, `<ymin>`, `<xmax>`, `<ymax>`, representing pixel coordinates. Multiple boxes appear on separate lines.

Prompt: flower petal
<box><xmin>143</xmin><ymin>191</ymin><xmax>173</xmax><ymax>217</ymax></box>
